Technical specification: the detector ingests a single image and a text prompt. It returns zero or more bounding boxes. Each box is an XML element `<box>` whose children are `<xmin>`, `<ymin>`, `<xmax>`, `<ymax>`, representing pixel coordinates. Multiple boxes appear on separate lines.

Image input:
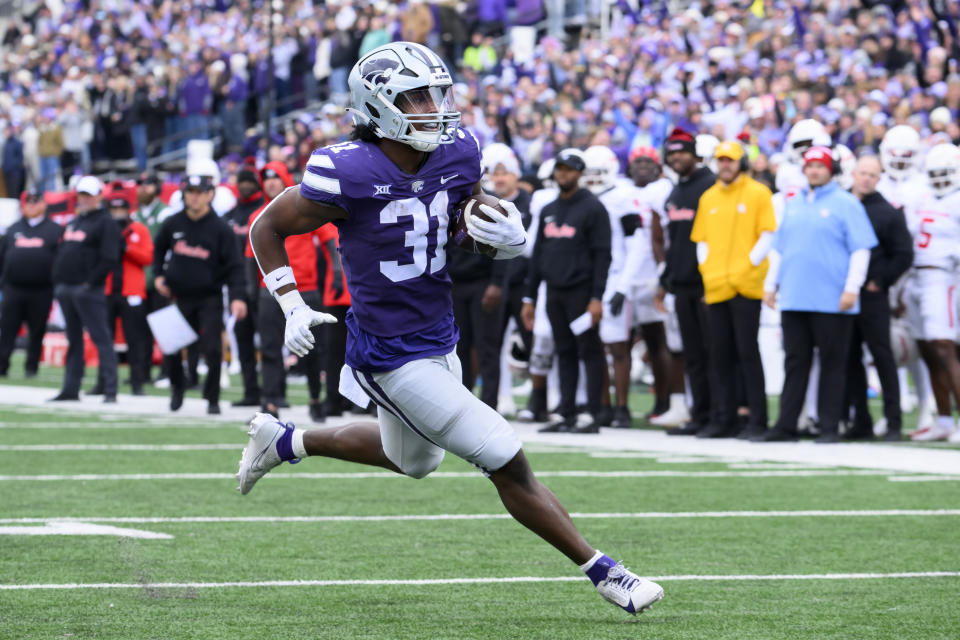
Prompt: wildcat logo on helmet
<box><xmin>360</xmin><ymin>58</ymin><xmax>399</xmax><ymax>86</ymax></box>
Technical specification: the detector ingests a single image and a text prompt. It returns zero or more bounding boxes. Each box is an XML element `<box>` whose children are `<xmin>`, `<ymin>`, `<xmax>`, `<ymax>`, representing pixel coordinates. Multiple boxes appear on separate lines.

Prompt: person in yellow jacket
<box><xmin>690</xmin><ymin>140</ymin><xmax>777</xmax><ymax>439</ymax></box>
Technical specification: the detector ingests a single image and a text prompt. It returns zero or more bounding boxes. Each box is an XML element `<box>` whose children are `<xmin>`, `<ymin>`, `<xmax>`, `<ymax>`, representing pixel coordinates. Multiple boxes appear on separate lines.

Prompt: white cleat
<box><xmin>909</xmin><ymin>423</ymin><xmax>954</xmax><ymax>442</ymax></box>
<box><xmin>649</xmin><ymin>404</ymin><xmax>690</xmax><ymax>427</ymax></box>
<box><xmin>947</xmin><ymin>428</ymin><xmax>960</xmax><ymax>444</ymax></box>
<box><xmin>236</xmin><ymin>412</ymin><xmax>292</xmax><ymax>495</ymax></box>
<box><xmin>596</xmin><ymin>564</ymin><xmax>664</xmax><ymax>615</ymax></box>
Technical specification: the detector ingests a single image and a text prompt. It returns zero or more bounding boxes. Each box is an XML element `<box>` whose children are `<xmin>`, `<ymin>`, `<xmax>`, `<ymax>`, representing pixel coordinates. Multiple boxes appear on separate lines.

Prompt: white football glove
<box><xmin>284</xmin><ymin>304</ymin><xmax>337</xmax><ymax>357</ymax></box>
<box><xmin>465</xmin><ymin>199</ymin><xmax>526</xmax><ymax>259</ymax></box>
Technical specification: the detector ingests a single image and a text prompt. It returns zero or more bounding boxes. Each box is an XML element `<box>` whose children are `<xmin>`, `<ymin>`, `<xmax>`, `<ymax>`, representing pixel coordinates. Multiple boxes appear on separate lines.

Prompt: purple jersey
<box><xmin>300</xmin><ymin>129</ymin><xmax>482</xmax><ymax>372</ymax></box>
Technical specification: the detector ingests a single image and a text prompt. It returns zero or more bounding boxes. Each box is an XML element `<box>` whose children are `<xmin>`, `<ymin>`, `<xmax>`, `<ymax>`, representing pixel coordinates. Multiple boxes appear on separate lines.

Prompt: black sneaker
<box><xmin>751</xmin><ymin>428</ymin><xmax>797</xmax><ymax>442</ymax></box>
<box><xmin>842</xmin><ymin>429</ymin><xmax>875</xmax><ymax>441</ymax></box>
<box><xmin>103</xmin><ymin>394</ymin><xmax>117</xmax><ymax>404</ymax></box>
<box><xmin>232</xmin><ymin>396</ymin><xmax>261</xmax><ymax>407</ymax></box>
<box><xmin>814</xmin><ymin>432</ymin><xmax>841</xmax><ymax>443</ymax></box>
<box><xmin>48</xmin><ymin>391</ymin><xmax>80</xmax><ymax>402</ymax></box>
<box><xmin>539</xmin><ymin>417</ymin><xmax>575</xmax><ymax>433</ymax></box>
<box><xmin>666</xmin><ymin>422</ymin><xmax>701</xmax><ymax>436</ymax></box>
<box><xmin>131</xmin><ymin>385</ymin><xmax>145</xmax><ymax>396</ymax></box>
<box><xmin>737</xmin><ymin>425</ymin><xmax>768</xmax><ymax>440</ymax></box>
<box><xmin>170</xmin><ymin>387</ymin><xmax>184</xmax><ymax>412</ymax></box>
<box><xmin>611</xmin><ymin>406</ymin><xmax>632</xmax><ymax>429</ymax></box>
<box><xmin>207</xmin><ymin>402</ymin><xmax>221</xmax><ymax>415</ymax></box>
<box><xmin>309</xmin><ymin>402</ymin><xmax>326</xmax><ymax>423</ymax></box>
<box><xmin>595</xmin><ymin>406</ymin><xmax>614</xmax><ymax>427</ymax></box>
<box><xmin>696</xmin><ymin>424</ymin><xmax>739</xmax><ymax>439</ymax></box>
<box><xmin>881</xmin><ymin>430</ymin><xmax>903</xmax><ymax>442</ymax></box>
<box><xmin>571</xmin><ymin>421</ymin><xmax>600</xmax><ymax>434</ymax></box>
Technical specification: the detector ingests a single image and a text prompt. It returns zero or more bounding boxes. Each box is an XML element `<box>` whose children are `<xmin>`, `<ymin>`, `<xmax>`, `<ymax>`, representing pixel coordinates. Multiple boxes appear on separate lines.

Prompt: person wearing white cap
<box><xmin>49</xmin><ymin>175</ymin><xmax>122</xmax><ymax>403</ymax></box>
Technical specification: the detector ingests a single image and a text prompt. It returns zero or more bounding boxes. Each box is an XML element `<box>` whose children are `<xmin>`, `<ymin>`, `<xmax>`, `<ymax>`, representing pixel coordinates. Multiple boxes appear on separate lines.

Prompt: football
<box><xmin>450</xmin><ymin>192</ymin><xmax>503</xmax><ymax>257</ymax></box>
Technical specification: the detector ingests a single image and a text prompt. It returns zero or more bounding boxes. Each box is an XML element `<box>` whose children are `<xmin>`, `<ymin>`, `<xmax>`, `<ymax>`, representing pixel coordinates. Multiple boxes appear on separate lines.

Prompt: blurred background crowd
<box><xmin>0</xmin><ymin>0</ymin><xmax>958</xmax><ymax>195</ymax></box>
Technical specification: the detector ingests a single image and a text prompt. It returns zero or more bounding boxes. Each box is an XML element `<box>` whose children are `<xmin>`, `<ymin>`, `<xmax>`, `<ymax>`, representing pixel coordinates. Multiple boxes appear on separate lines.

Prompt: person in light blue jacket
<box><xmin>757</xmin><ymin>146</ymin><xmax>878</xmax><ymax>443</ymax></box>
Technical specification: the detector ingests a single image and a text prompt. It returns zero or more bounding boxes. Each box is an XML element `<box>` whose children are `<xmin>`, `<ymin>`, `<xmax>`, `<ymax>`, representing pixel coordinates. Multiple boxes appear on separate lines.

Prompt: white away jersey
<box><xmin>906</xmin><ymin>189</ymin><xmax>960</xmax><ymax>270</ymax></box>
<box><xmin>597</xmin><ymin>183</ymin><xmax>642</xmax><ymax>276</ymax></box>
<box><xmin>877</xmin><ymin>173</ymin><xmax>929</xmax><ymax>212</ymax></box>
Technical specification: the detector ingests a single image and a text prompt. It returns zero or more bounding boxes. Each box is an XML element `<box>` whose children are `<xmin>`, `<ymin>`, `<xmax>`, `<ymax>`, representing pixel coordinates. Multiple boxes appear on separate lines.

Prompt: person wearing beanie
<box><xmin>759</xmin><ymin>147</ymin><xmax>877</xmax><ymax>443</ymax></box>
<box><xmin>654</xmin><ymin>128</ymin><xmax>716</xmax><ymax>436</ymax></box>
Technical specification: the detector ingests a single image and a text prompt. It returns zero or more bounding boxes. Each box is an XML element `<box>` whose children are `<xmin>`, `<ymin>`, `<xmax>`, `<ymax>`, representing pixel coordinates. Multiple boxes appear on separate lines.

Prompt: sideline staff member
<box><xmin>50</xmin><ymin>176</ymin><xmax>121</xmax><ymax>403</ymax></box>
<box><xmin>692</xmin><ymin>141</ymin><xmax>777</xmax><ymax>439</ymax></box>
<box><xmin>0</xmin><ymin>190</ymin><xmax>62</xmax><ymax>377</ymax></box>
<box><xmin>759</xmin><ymin>147</ymin><xmax>877</xmax><ymax>443</ymax></box>
<box><xmin>153</xmin><ymin>173</ymin><xmax>247</xmax><ymax>414</ymax></box>
<box><xmin>522</xmin><ymin>148</ymin><xmax>611</xmax><ymax>433</ymax></box>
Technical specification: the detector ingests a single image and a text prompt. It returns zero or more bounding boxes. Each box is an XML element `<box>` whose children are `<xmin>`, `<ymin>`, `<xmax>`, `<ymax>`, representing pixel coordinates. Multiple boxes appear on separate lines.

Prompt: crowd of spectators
<box><xmin>1</xmin><ymin>1</ymin><xmax>959</xmax><ymax>199</ymax></box>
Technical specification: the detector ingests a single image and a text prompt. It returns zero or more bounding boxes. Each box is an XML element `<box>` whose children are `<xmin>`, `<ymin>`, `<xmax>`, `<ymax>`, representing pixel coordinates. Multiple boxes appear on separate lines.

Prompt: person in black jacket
<box><xmin>0</xmin><ymin>190</ymin><xmax>62</xmax><ymax>377</ymax></box>
<box><xmin>50</xmin><ymin>176</ymin><xmax>122</xmax><ymax>403</ymax></box>
<box><xmin>653</xmin><ymin>128</ymin><xmax>716</xmax><ymax>436</ymax></box>
<box><xmin>522</xmin><ymin>148</ymin><xmax>612</xmax><ymax>433</ymax></box>
<box><xmin>223</xmin><ymin>166</ymin><xmax>265</xmax><ymax>407</ymax></box>
<box><xmin>846</xmin><ymin>156</ymin><xmax>914</xmax><ymax>441</ymax></box>
<box><xmin>153</xmin><ymin>174</ymin><xmax>248</xmax><ymax>414</ymax></box>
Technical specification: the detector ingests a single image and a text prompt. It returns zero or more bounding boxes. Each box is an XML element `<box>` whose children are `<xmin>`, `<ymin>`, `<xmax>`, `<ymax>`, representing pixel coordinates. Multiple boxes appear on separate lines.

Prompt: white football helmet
<box><xmin>924</xmin><ymin>143</ymin><xmax>960</xmax><ymax>198</ymax></box>
<box><xmin>785</xmin><ymin>119</ymin><xmax>829</xmax><ymax>164</ymax></box>
<box><xmin>581</xmin><ymin>145</ymin><xmax>620</xmax><ymax>193</ymax></box>
<box><xmin>695</xmin><ymin>134</ymin><xmax>719</xmax><ymax>162</ymax></box>
<box><xmin>537</xmin><ymin>158</ymin><xmax>557</xmax><ymax>190</ymax></box>
<box><xmin>833</xmin><ymin>144</ymin><xmax>856</xmax><ymax>190</ymax></box>
<box><xmin>879</xmin><ymin>125</ymin><xmax>921</xmax><ymax>180</ymax></box>
<box><xmin>347</xmin><ymin>41</ymin><xmax>460</xmax><ymax>152</ymax></box>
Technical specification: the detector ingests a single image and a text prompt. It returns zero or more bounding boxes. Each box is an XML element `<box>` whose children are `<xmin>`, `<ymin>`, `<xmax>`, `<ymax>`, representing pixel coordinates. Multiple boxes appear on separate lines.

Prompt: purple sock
<box><xmin>584</xmin><ymin>554</ymin><xmax>617</xmax><ymax>586</ymax></box>
<box><xmin>275</xmin><ymin>423</ymin><xmax>297</xmax><ymax>461</ymax></box>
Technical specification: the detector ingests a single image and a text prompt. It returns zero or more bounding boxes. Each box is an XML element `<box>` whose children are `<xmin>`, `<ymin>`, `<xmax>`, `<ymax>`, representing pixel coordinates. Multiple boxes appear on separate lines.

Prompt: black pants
<box><xmin>258</xmin><ymin>289</ymin><xmax>323</xmax><ymax>404</ymax></box>
<box><xmin>165</xmin><ymin>295</ymin><xmax>223</xmax><ymax>404</ymax></box>
<box><xmin>673</xmin><ymin>288</ymin><xmax>712</xmax><ymax>426</ymax></box>
<box><xmin>55</xmin><ymin>283</ymin><xmax>118</xmax><ymax>396</ymax></box>
<box><xmin>546</xmin><ymin>283</ymin><xmax>605</xmax><ymax>418</ymax></box>
<box><xmin>452</xmin><ymin>278</ymin><xmax>501</xmax><ymax>408</ymax></box>
<box><xmin>777</xmin><ymin>311</ymin><xmax>854</xmax><ymax>436</ymax></box>
<box><xmin>0</xmin><ymin>284</ymin><xmax>52</xmax><ymax>375</ymax></box>
<box><xmin>325</xmin><ymin>304</ymin><xmax>349</xmax><ymax>410</ymax></box>
<box><xmin>102</xmin><ymin>295</ymin><xmax>150</xmax><ymax>390</ymax></box>
<box><xmin>706</xmin><ymin>295</ymin><xmax>767</xmax><ymax>430</ymax></box>
<box><xmin>145</xmin><ymin>288</ymin><xmax>169</xmax><ymax>380</ymax></box>
<box><xmin>233</xmin><ymin>293</ymin><xmax>261</xmax><ymax>400</ymax></box>
<box><xmin>846</xmin><ymin>289</ymin><xmax>901</xmax><ymax>433</ymax></box>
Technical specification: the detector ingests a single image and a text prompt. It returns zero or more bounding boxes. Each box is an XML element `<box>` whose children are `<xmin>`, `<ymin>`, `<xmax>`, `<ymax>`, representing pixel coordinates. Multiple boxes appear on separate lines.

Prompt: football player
<box><xmin>903</xmin><ymin>143</ymin><xmax>960</xmax><ymax>442</ymax></box>
<box><xmin>238</xmin><ymin>42</ymin><xmax>663</xmax><ymax>614</ymax></box>
<box><xmin>581</xmin><ymin>145</ymin><xmax>639</xmax><ymax>428</ymax></box>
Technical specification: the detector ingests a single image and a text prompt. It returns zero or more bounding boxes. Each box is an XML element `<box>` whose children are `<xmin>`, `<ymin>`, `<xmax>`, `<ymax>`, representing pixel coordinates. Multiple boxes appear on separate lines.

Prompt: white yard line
<box><xmin>0</xmin><ymin>422</ymin><xmax>237</xmax><ymax>429</ymax></box>
<box><xmin>2</xmin><ymin>571</ymin><xmax>958</xmax><ymax>591</ymax></box>
<box><xmin>0</xmin><ymin>470</ymin><xmax>923</xmax><ymax>481</ymax></box>
<box><xmin>0</xmin><ymin>444</ymin><xmax>240</xmax><ymax>451</ymax></box>
<box><xmin>2</xmin><ymin>509</ymin><xmax>959</xmax><ymax>525</ymax></box>
<box><xmin>4</xmin><ymin>383</ymin><xmax>960</xmax><ymax>474</ymax></box>
<box><xmin>0</xmin><ymin>522</ymin><xmax>172</xmax><ymax>539</ymax></box>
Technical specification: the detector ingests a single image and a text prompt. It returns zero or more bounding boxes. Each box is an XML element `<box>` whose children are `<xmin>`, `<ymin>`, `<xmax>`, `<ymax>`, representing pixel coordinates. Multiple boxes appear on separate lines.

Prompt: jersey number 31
<box><xmin>379</xmin><ymin>191</ymin><xmax>450</xmax><ymax>282</ymax></box>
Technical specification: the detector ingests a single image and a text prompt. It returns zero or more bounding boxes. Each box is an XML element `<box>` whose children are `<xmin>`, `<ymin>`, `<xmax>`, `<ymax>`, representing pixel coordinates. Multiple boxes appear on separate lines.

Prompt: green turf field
<box><xmin>1</xmin><ymin>390</ymin><xmax>958</xmax><ymax>639</ymax></box>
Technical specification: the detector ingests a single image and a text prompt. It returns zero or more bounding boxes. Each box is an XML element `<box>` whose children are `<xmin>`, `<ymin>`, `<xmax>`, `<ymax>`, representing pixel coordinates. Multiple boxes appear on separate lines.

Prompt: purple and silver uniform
<box><xmin>300</xmin><ymin>130</ymin><xmax>481</xmax><ymax>372</ymax></box>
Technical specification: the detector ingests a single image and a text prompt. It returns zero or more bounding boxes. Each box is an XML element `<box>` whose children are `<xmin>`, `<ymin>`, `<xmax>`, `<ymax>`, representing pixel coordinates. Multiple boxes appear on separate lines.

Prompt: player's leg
<box><xmin>911</xmin><ymin>273</ymin><xmax>958</xmax><ymax>440</ymax></box>
<box><xmin>371</xmin><ymin>350</ymin><xmax>664</xmax><ymax>614</ymax></box>
<box><xmin>755</xmin><ymin>310</ymin><xmax>813</xmax><ymax>441</ymax></box>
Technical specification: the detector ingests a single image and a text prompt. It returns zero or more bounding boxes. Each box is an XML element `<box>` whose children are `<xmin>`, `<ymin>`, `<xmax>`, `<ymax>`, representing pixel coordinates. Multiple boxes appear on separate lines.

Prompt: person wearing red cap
<box><xmin>759</xmin><ymin>146</ymin><xmax>878</xmax><ymax>443</ymax></box>
<box><xmin>655</xmin><ymin>128</ymin><xmax>717</xmax><ymax>436</ymax></box>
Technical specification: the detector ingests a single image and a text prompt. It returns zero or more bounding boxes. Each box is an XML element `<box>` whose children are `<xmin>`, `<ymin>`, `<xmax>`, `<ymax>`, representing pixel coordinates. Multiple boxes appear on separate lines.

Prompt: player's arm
<box><xmin>248</xmin><ymin>186</ymin><xmax>347</xmax><ymax>356</ymax></box>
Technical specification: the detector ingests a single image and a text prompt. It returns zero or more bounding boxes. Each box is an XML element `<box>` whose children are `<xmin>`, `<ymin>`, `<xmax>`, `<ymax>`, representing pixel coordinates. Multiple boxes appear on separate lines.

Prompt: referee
<box><xmin>153</xmin><ymin>173</ymin><xmax>247</xmax><ymax>414</ymax></box>
<box><xmin>0</xmin><ymin>189</ymin><xmax>62</xmax><ymax>378</ymax></box>
<box><xmin>522</xmin><ymin>148</ymin><xmax>612</xmax><ymax>433</ymax></box>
